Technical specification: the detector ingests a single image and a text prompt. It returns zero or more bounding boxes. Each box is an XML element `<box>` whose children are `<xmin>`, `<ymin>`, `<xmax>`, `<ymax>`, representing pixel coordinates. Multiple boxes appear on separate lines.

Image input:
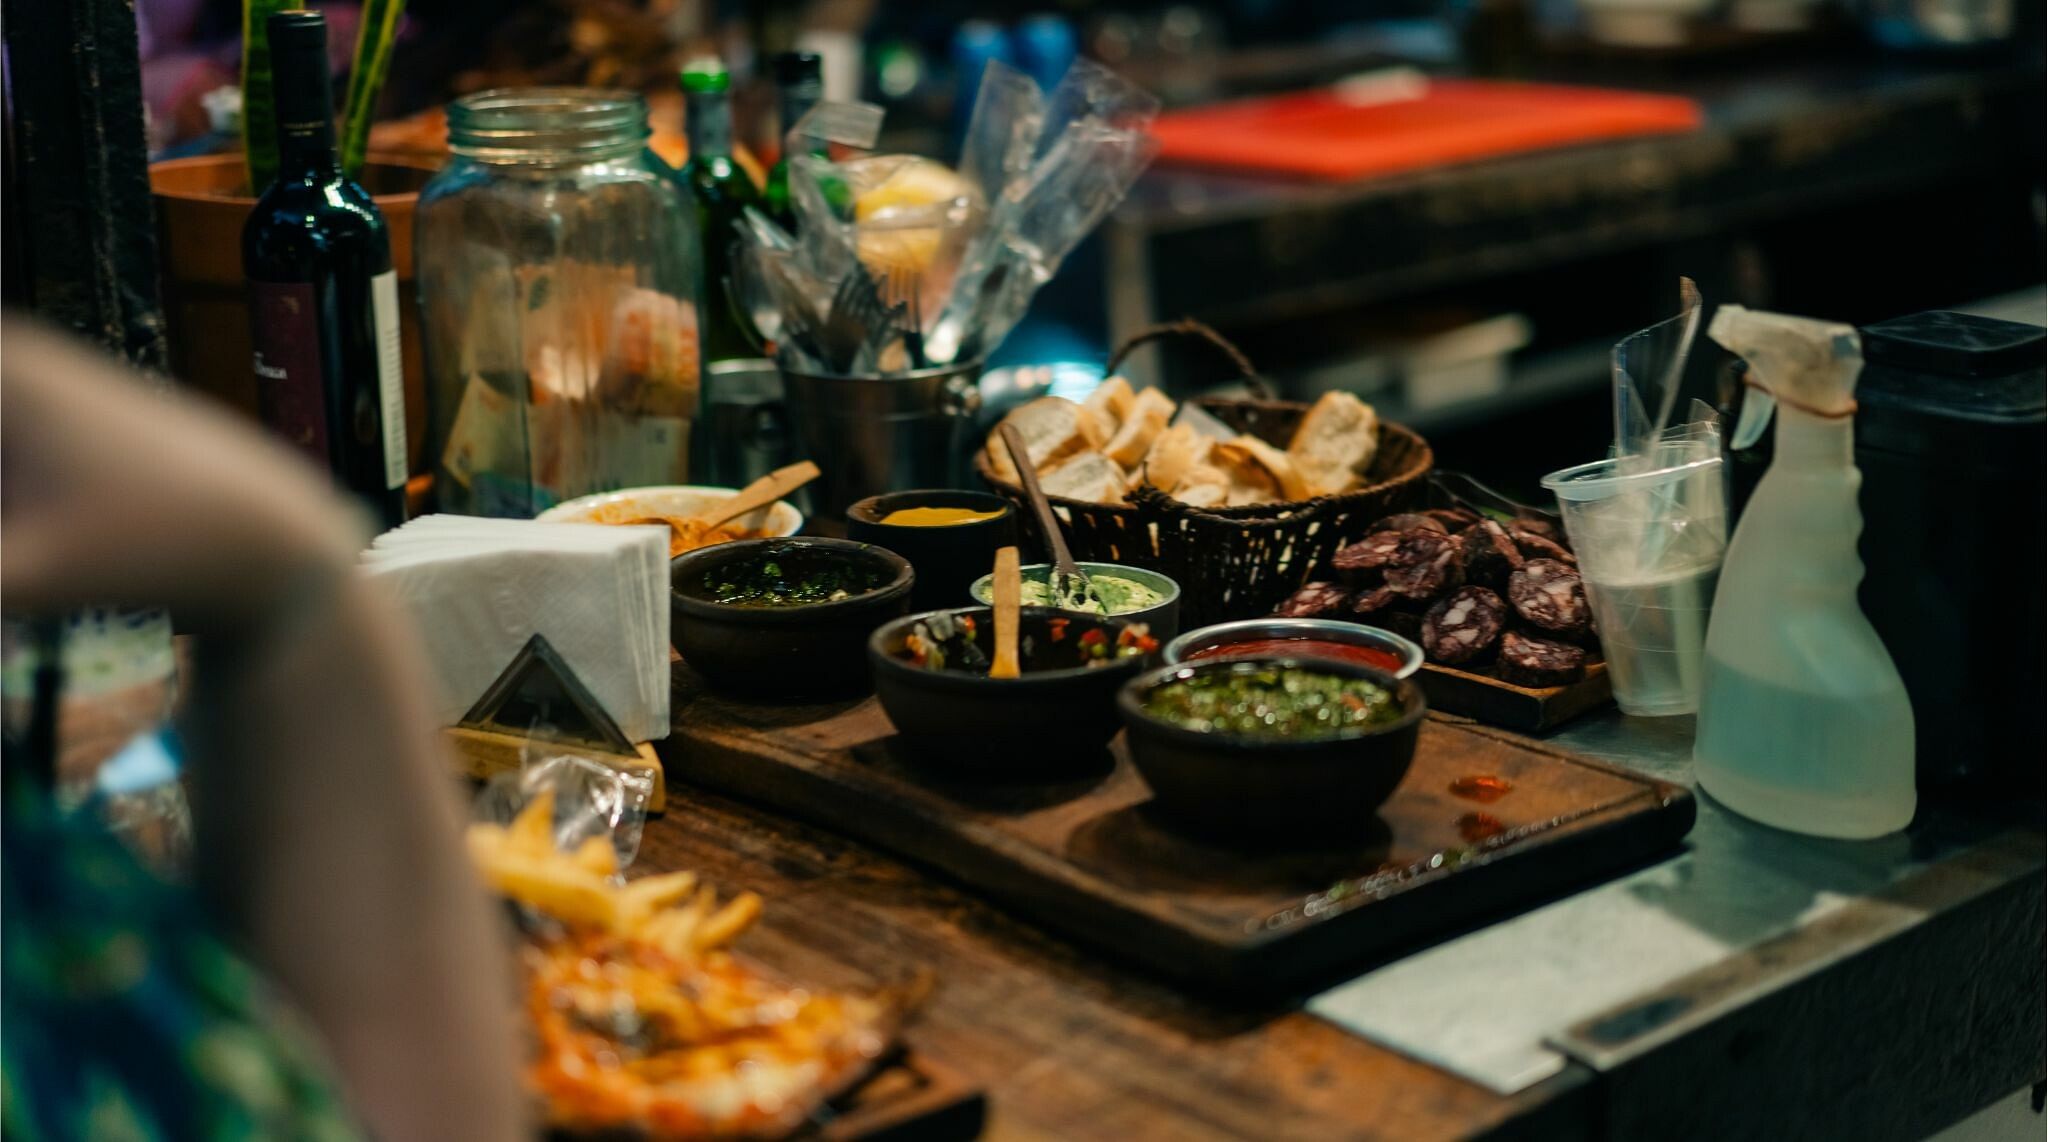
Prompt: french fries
<box><xmin>466</xmin><ymin>792</ymin><xmax>761</xmax><ymax>952</ymax></box>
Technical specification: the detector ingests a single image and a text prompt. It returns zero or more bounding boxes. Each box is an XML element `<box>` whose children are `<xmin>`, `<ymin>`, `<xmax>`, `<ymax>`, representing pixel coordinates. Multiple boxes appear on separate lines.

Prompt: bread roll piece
<box><xmin>1131</xmin><ymin>386</ymin><xmax>1175</xmax><ymax>428</ymax></box>
<box><xmin>1104</xmin><ymin>403</ymin><xmax>1170</xmax><ymax>469</ymax></box>
<box><xmin>1287</xmin><ymin>391</ymin><xmax>1381</xmax><ymax>498</ymax></box>
<box><xmin>1081</xmin><ymin>376</ymin><xmax>1136</xmax><ymax>438</ymax></box>
<box><xmin>1214</xmin><ymin>435</ymin><xmax>1309</xmax><ymax>504</ymax></box>
<box><xmin>1174</xmin><ymin>481</ymin><xmax>1228</xmax><ymax>509</ymax></box>
<box><xmin>986</xmin><ymin>397</ymin><xmax>1093</xmax><ymax>483</ymax></box>
<box><xmin>1136</xmin><ymin>424</ymin><xmax>1215</xmax><ymax>491</ymax></box>
<box><xmin>1039</xmin><ymin>450</ymin><xmax>1128</xmax><ymax>504</ymax></box>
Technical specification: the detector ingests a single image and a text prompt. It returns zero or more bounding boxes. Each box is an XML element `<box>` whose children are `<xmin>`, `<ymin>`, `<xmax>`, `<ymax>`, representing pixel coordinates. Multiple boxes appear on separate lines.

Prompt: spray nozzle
<box><xmin>1708</xmin><ymin>305</ymin><xmax>1862</xmax><ymax>448</ymax></box>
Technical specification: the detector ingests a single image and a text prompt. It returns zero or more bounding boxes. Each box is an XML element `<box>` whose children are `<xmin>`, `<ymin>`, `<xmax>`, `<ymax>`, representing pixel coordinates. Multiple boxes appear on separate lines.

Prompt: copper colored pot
<box><xmin>148</xmin><ymin>153</ymin><xmax>437</xmax><ymax>470</ymax></box>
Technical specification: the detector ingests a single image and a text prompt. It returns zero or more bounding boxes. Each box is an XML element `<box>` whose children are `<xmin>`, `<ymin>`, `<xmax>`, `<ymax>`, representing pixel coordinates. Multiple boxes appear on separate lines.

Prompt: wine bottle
<box><xmin>762</xmin><ymin>51</ymin><xmax>823</xmax><ymax>233</ymax></box>
<box><xmin>680</xmin><ymin>57</ymin><xmax>763</xmax><ymax>366</ymax></box>
<box><xmin>241</xmin><ymin>9</ymin><xmax>407</xmax><ymax>528</ymax></box>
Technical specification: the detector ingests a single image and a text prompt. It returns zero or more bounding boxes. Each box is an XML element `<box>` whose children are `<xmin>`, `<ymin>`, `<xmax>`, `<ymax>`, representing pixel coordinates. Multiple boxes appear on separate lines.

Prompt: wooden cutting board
<box><xmin>1418</xmin><ymin>659</ymin><xmax>1614</xmax><ymax>732</ymax></box>
<box><xmin>660</xmin><ymin>665</ymin><xmax>1694</xmax><ymax>995</ymax></box>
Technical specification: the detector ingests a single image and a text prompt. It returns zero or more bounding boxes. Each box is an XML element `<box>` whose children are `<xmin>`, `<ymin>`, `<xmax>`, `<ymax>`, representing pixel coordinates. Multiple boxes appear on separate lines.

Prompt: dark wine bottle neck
<box><xmin>687</xmin><ymin>90</ymin><xmax>734</xmax><ymax>162</ymax></box>
<box><xmin>778</xmin><ymin>83</ymin><xmax>822</xmax><ymax>147</ymax></box>
<box><xmin>271</xmin><ymin>38</ymin><xmax>339</xmax><ymax>178</ymax></box>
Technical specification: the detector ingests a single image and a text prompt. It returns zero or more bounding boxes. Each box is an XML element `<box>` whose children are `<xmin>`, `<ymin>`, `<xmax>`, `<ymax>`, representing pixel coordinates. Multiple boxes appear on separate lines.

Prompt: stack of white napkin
<box><xmin>363</xmin><ymin>516</ymin><xmax>670</xmax><ymax>742</ymax></box>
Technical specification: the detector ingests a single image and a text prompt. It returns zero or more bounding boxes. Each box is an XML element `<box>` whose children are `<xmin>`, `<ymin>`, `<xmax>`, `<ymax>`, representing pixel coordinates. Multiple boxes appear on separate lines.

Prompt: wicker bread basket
<box><xmin>975</xmin><ymin>322</ymin><xmax>1434</xmax><ymax>627</ymax></box>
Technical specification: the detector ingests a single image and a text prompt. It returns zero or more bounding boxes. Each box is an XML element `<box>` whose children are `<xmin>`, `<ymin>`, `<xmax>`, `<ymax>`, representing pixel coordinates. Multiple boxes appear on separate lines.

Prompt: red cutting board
<box><xmin>1151</xmin><ymin>79</ymin><xmax>1704</xmax><ymax>181</ymax></box>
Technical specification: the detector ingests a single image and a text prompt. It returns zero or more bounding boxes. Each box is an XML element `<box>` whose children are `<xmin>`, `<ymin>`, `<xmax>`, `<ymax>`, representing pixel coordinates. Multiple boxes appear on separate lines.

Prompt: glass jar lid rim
<box><xmin>448</xmin><ymin>87</ymin><xmax>650</xmax><ymax>154</ymax></box>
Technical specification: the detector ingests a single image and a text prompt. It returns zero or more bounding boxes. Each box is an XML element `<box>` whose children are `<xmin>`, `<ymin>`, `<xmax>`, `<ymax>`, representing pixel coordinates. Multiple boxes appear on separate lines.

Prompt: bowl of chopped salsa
<box><xmin>1162</xmin><ymin>618</ymin><xmax>1424</xmax><ymax>678</ymax></box>
<box><xmin>671</xmin><ymin>538</ymin><xmax>914</xmax><ymax>699</ymax></box>
<box><xmin>869</xmin><ymin>606</ymin><xmax>1159</xmax><ymax>774</ymax></box>
<box><xmin>1117</xmin><ymin>659</ymin><xmax>1425</xmax><ymax>840</ymax></box>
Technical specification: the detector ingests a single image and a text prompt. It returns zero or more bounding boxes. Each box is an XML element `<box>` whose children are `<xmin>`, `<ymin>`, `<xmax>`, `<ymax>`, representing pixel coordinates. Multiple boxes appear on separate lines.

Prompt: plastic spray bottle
<box><xmin>1692</xmin><ymin>306</ymin><xmax>1916</xmax><ymax>838</ymax></box>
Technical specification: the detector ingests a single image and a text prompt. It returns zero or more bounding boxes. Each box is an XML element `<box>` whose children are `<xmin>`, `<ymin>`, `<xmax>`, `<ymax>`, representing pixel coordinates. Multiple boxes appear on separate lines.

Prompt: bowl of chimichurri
<box><xmin>1117</xmin><ymin>658</ymin><xmax>1425</xmax><ymax>840</ymax></box>
<box><xmin>671</xmin><ymin>538</ymin><xmax>914</xmax><ymax>698</ymax></box>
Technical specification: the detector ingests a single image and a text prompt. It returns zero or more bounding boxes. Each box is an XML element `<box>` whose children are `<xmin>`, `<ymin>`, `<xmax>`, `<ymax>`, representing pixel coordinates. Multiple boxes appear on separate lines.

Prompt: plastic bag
<box><xmin>471</xmin><ymin>749</ymin><xmax>655</xmax><ymax>874</ymax></box>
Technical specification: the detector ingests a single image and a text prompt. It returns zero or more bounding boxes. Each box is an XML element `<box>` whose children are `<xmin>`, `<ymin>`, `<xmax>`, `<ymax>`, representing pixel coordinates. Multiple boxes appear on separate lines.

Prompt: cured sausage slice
<box><xmin>1496</xmin><ymin>630</ymin><xmax>1588</xmax><ymax>687</ymax></box>
<box><xmin>1333</xmin><ymin>531</ymin><xmax>1408</xmax><ymax>572</ymax></box>
<box><xmin>1508</xmin><ymin>558</ymin><xmax>1591</xmax><ymax>637</ymax></box>
<box><xmin>1383</xmin><ymin>530</ymin><xmax>1466</xmax><ymax>599</ymax></box>
<box><xmin>1510</xmin><ymin>528</ymin><xmax>1578</xmax><ymax>566</ymax></box>
<box><xmin>1424</xmin><ymin>508</ymin><xmax>1482</xmax><ymax>530</ymax></box>
<box><xmin>1421</xmin><ymin>586</ymin><xmax>1507</xmax><ymax>665</ymax></box>
<box><xmin>1274</xmin><ymin>581</ymin><xmax>1351</xmax><ymax>618</ymax></box>
<box><xmin>1460</xmin><ymin>518</ymin><xmax>1524</xmax><ymax>589</ymax></box>
<box><xmin>1367</xmin><ymin>512</ymin><xmax>1448</xmax><ymax>535</ymax></box>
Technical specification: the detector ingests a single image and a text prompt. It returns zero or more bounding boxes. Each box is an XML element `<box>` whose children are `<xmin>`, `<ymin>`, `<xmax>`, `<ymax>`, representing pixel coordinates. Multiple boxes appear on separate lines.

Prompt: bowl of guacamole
<box><xmin>968</xmin><ymin>561</ymin><xmax>1181</xmax><ymax>641</ymax></box>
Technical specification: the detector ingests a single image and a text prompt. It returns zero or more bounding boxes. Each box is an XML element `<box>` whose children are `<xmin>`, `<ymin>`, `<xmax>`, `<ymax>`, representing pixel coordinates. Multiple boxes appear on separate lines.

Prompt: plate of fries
<box><xmin>469</xmin><ymin>793</ymin><xmax>921</xmax><ymax>1139</ymax></box>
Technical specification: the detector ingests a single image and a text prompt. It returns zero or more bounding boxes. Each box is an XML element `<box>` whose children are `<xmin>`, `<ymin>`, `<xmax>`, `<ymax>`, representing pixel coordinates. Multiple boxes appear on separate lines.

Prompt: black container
<box><xmin>1854</xmin><ymin>310</ymin><xmax>2044</xmax><ymax>797</ymax></box>
<box><xmin>868</xmin><ymin>607</ymin><xmax>1149</xmax><ymax>774</ymax></box>
<box><xmin>671</xmin><ymin>538</ymin><xmax>913</xmax><ymax>699</ymax></box>
<box><xmin>846</xmin><ymin>490</ymin><xmax>1017</xmax><ymax>613</ymax></box>
<box><xmin>1117</xmin><ymin>658</ymin><xmax>1426</xmax><ymax>843</ymax></box>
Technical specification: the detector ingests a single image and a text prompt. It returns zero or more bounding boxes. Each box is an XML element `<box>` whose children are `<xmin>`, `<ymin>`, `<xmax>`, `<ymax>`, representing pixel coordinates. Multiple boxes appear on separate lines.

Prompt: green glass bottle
<box><xmin>679</xmin><ymin>57</ymin><xmax>761</xmax><ymax>365</ymax></box>
<box><xmin>762</xmin><ymin>51</ymin><xmax>823</xmax><ymax>234</ymax></box>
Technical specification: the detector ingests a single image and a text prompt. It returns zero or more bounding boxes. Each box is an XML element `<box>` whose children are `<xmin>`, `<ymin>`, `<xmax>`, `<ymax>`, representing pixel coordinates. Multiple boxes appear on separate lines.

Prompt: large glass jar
<box><xmin>415</xmin><ymin>89</ymin><xmax>701</xmax><ymax>516</ymax></box>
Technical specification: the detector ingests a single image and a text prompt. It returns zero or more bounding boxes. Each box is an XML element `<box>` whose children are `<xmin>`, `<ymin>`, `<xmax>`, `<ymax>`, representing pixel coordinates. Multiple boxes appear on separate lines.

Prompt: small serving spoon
<box><xmin>696</xmin><ymin>461</ymin><xmax>820</xmax><ymax>532</ymax></box>
<box><xmin>989</xmin><ymin>545</ymin><xmax>1022</xmax><ymax>679</ymax></box>
<box><xmin>997</xmin><ymin>423</ymin><xmax>1102</xmax><ymax>613</ymax></box>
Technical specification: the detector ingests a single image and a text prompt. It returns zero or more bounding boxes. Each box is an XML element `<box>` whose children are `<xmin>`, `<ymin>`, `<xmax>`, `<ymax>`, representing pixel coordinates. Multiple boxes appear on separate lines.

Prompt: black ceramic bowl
<box><xmin>1117</xmin><ymin>658</ymin><xmax>1426</xmax><ymax>842</ymax></box>
<box><xmin>846</xmin><ymin>490</ymin><xmax>1017</xmax><ymax>613</ymax></box>
<box><xmin>869</xmin><ymin>606</ymin><xmax>1153</xmax><ymax>774</ymax></box>
<box><xmin>671</xmin><ymin>538</ymin><xmax>913</xmax><ymax>699</ymax></box>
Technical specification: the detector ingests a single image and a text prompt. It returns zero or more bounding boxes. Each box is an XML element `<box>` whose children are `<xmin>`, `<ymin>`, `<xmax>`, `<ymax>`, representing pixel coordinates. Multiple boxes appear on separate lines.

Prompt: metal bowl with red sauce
<box><xmin>1162</xmin><ymin>618</ymin><xmax>1425</xmax><ymax>678</ymax></box>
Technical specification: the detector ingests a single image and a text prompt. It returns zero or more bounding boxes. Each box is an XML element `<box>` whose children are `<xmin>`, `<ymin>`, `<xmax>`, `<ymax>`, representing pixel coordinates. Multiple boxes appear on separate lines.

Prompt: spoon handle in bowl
<box><xmin>990</xmin><ymin>545</ymin><xmax>1022</xmax><ymax>679</ymax></box>
<box><xmin>997</xmin><ymin>423</ymin><xmax>1082</xmax><ymax>581</ymax></box>
<box><xmin>698</xmin><ymin>461</ymin><xmax>820</xmax><ymax>531</ymax></box>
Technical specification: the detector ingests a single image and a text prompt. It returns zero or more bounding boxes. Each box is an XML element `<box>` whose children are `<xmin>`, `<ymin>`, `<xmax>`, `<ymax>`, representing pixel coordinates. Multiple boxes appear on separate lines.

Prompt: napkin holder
<box><xmin>442</xmin><ymin>634</ymin><xmax>667</xmax><ymax>811</ymax></box>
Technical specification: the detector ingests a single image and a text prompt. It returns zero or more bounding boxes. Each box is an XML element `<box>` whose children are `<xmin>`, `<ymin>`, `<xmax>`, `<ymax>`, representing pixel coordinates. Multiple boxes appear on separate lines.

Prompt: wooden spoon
<box><xmin>989</xmin><ymin>545</ymin><xmax>1022</xmax><ymax>679</ymax></box>
<box><xmin>996</xmin><ymin>424</ymin><xmax>1101</xmax><ymax>612</ymax></box>
<box><xmin>696</xmin><ymin>460</ymin><xmax>820</xmax><ymax>532</ymax></box>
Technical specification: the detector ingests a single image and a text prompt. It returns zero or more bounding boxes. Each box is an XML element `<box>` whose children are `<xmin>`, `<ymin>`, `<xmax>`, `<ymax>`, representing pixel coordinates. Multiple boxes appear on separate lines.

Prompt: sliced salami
<box><xmin>1332</xmin><ymin>531</ymin><xmax>1409</xmax><ymax>572</ymax></box>
<box><xmin>1508</xmin><ymin>558</ymin><xmax>1591</xmax><ymax>637</ymax></box>
<box><xmin>1510</xmin><ymin>529</ymin><xmax>1578</xmax><ymax>566</ymax></box>
<box><xmin>1353</xmin><ymin>589</ymin><xmax>1425</xmax><ymax>640</ymax></box>
<box><xmin>1460</xmin><ymin>519</ymin><xmax>1525</xmax><ymax>589</ymax></box>
<box><xmin>1495</xmin><ymin>630</ymin><xmax>1588</xmax><ymax>687</ymax></box>
<box><xmin>1424</xmin><ymin>507</ymin><xmax>1482</xmax><ymax>530</ymax></box>
<box><xmin>1421</xmin><ymin>586</ymin><xmax>1507</xmax><ymax>665</ymax></box>
<box><xmin>1367</xmin><ymin>512</ymin><xmax>1448</xmax><ymax>535</ymax></box>
<box><xmin>1383</xmin><ymin>530</ymin><xmax>1466</xmax><ymax>599</ymax></box>
<box><xmin>1274</xmin><ymin>581</ymin><xmax>1351</xmax><ymax>618</ymax></box>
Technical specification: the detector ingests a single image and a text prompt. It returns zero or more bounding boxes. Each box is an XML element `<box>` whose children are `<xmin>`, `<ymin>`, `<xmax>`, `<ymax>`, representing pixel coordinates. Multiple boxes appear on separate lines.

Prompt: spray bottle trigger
<box><xmin>1732</xmin><ymin>385</ymin><xmax>1777</xmax><ymax>450</ymax></box>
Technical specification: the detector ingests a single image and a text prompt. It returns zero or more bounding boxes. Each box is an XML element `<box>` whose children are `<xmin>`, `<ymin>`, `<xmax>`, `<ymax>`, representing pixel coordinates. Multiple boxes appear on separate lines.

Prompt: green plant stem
<box><xmin>340</xmin><ymin>0</ymin><xmax>406</xmax><ymax>180</ymax></box>
<box><xmin>241</xmin><ymin>0</ymin><xmax>298</xmax><ymax>192</ymax></box>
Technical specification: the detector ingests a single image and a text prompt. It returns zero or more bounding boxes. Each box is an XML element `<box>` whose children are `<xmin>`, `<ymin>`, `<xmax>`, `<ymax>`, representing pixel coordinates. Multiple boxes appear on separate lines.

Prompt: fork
<box><xmin>881</xmin><ymin>264</ymin><xmax>928</xmax><ymax>371</ymax></box>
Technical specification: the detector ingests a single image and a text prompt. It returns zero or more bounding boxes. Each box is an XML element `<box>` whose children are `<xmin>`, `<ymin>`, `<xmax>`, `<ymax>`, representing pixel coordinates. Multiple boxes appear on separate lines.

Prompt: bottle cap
<box><xmin>680</xmin><ymin>57</ymin><xmax>732</xmax><ymax>94</ymax></box>
<box><xmin>267</xmin><ymin>9</ymin><xmax>327</xmax><ymax>52</ymax></box>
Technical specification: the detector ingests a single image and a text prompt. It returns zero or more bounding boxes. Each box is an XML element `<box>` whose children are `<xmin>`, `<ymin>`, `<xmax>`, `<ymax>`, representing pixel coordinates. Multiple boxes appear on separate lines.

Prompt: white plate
<box><xmin>535</xmin><ymin>485</ymin><xmax>805</xmax><ymax>538</ymax></box>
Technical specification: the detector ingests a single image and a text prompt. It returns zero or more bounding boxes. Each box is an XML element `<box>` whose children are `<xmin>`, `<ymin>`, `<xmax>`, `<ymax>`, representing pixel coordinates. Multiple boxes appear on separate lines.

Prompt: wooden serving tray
<box><xmin>816</xmin><ymin>1051</ymin><xmax>985</xmax><ymax>1141</ymax></box>
<box><xmin>660</xmin><ymin>666</ymin><xmax>1692</xmax><ymax>995</ymax></box>
<box><xmin>1417</xmin><ymin>659</ymin><xmax>1613</xmax><ymax>732</ymax></box>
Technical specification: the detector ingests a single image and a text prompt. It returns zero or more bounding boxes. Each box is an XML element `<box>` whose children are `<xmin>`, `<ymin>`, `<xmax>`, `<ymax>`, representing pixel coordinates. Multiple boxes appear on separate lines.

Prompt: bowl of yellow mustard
<box><xmin>846</xmin><ymin>490</ymin><xmax>1018</xmax><ymax>613</ymax></box>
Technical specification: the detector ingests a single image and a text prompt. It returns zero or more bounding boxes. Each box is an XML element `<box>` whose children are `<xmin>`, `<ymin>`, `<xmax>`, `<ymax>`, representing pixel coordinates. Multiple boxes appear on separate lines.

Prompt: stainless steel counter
<box><xmin>1310</xmin><ymin>709</ymin><xmax>2042</xmax><ymax>1126</ymax></box>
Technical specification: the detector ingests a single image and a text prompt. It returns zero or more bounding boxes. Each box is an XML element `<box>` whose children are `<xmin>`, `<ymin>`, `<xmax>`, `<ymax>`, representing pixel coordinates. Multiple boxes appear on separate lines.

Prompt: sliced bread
<box><xmin>986</xmin><ymin>397</ymin><xmax>1093</xmax><ymax>483</ymax></box>
<box><xmin>1039</xmin><ymin>450</ymin><xmax>1128</xmax><ymax>505</ymax></box>
<box><xmin>1287</xmin><ymin>391</ymin><xmax>1380</xmax><ymax>498</ymax></box>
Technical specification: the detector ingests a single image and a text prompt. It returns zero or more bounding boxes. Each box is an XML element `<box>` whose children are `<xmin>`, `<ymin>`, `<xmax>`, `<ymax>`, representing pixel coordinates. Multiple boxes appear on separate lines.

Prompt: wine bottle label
<box><xmin>250</xmin><ymin>281</ymin><xmax>331</xmax><ymax>465</ymax></box>
<box><xmin>371</xmin><ymin>271</ymin><xmax>406</xmax><ymax>489</ymax></box>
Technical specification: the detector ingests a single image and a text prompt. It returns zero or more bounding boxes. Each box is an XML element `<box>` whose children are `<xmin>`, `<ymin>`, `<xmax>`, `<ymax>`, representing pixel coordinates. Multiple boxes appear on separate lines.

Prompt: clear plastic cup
<box><xmin>1541</xmin><ymin>432</ymin><xmax>1726</xmax><ymax>716</ymax></box>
